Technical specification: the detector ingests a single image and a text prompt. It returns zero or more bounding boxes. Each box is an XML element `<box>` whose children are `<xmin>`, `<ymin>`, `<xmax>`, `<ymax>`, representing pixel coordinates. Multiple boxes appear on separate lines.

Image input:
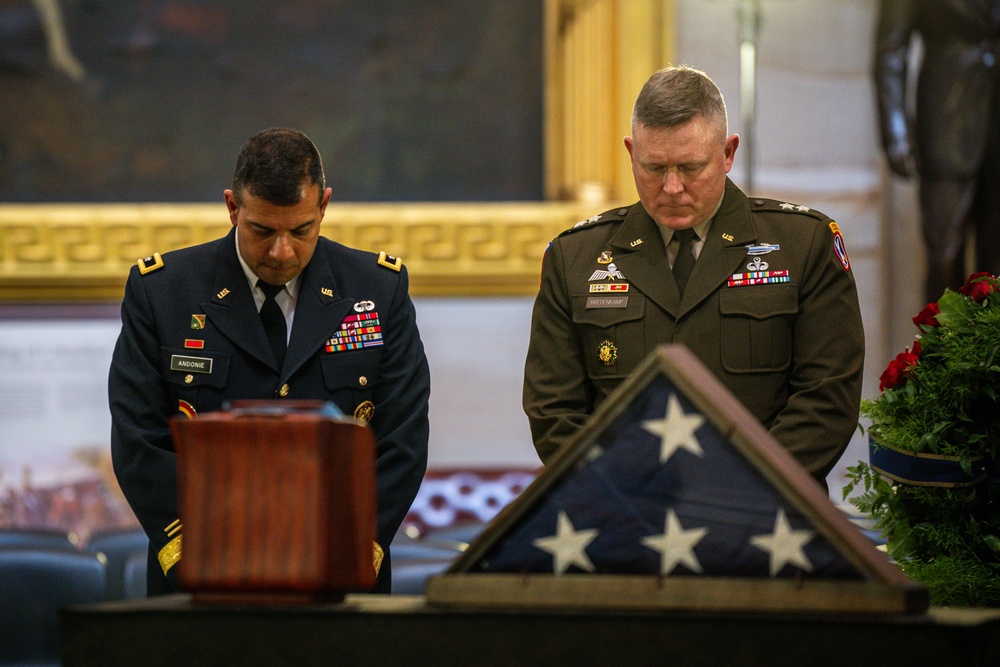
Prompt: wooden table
<box><xmin>61</xmin><ymin>594</ymin><xmax>1000</xmax><ymax>666</ymax></box>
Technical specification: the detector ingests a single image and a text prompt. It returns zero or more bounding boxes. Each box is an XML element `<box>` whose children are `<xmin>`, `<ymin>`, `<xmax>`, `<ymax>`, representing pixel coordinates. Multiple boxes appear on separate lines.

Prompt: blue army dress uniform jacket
<box><xmin>524</xmin><ymin>178</ymin><xmax>865</xmax><ymax>485</ymax></box>
<box><xmin>109</xmin><ymin>228</ymin><xmax>430</xmax><ymax>594</ymax></box>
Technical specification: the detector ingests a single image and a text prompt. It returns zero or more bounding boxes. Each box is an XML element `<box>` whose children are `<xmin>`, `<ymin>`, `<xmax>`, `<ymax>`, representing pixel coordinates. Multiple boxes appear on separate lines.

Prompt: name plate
<box><xmin>586</xmin><ymin>296</ymin><xmax>629</xmax><ymax>309</ymax></box>
<box><xmin>171</xmin><ymin>355</ymin><xmax>213</xmax><ymax>374</ymax></box>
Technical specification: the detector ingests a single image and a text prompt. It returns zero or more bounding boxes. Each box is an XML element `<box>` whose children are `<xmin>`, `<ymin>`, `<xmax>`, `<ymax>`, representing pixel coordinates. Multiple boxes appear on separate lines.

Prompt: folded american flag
<box><xmin>477</xmin><ymin>374</ymin><xmax>859</xmax><ymax>579</ymax></box>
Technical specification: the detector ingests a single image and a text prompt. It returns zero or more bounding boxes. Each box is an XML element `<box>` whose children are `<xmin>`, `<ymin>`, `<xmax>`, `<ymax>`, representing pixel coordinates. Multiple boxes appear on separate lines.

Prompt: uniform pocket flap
<box><xmin>571</xmin><ymin>293</ymin><xmax>645</xmax><ymax>327</ymax></box>
<box><xmin>719</xmin><ymin>285</ymin><xmax>798</xmax><ymax>319</ymax></box>
<box><xmin>320</xmin><ymin>351</ymin><xmax>381</xmax><ymax>391</ymax></box>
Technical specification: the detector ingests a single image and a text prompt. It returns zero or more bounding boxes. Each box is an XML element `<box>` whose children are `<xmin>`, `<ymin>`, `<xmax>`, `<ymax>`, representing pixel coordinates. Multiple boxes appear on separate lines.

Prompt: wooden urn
<box><xmin>170</xmin><ymin>401</ymin><xmax>377</xmax><ymax>603</ymax></box>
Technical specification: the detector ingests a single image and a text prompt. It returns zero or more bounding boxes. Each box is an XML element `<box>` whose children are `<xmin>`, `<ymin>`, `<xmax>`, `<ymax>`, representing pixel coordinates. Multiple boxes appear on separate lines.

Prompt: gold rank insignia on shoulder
<box><xmin>377</xmin><ymin>251</ymin><xmax>402</xmax><ymax>272</ymax></box>
<box><xmin>137</xmin><ymin>252</ymin><xmax>164</xmax><ymax>275</ymax></box>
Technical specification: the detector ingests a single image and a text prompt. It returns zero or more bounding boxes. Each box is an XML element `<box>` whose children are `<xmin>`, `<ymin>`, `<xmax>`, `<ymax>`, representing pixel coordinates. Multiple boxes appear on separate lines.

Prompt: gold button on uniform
<box><xmin>358</xmin><ymin>376</ymin><xmax>368</xmax><ymax>387</ymax></box>
<box><xmin>278</xmin><ymin>384</ymin><xmax>290</xmax><ymax>397</ymax></box>
<box><xmin>184</xmin><ymin>374</ymin><xmax>194</xmax><ymax>384</ymax></box>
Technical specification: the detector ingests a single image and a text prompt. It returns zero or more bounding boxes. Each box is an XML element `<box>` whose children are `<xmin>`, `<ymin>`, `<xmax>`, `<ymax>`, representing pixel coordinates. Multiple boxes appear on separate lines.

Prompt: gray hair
<box><xmin>631</xmin><ymin>65</ymin><xmax>728</xmax><ymax>137</ymax></box>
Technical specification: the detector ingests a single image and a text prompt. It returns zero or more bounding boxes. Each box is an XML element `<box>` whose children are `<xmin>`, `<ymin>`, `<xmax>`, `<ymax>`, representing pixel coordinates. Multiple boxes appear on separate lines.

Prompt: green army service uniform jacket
<box><xmin>523</xmin><ymin>178</ymin><xmax>864</xmax><ymax>483</ymax></box>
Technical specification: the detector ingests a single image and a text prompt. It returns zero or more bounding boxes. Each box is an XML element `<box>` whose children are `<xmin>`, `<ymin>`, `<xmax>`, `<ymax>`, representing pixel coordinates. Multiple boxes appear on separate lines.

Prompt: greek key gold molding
<box><xmin>0</xmin><ymin>202</ymin><xmax>607</xmax><ymax>300</ymax></box>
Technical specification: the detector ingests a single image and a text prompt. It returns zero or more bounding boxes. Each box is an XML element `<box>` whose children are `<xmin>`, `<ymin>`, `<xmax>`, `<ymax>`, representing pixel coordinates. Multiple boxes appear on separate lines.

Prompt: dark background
<box><xmin>0</xmin><ymin>0</ymin><xmax>543</xmax><ymax>202</ymax></box>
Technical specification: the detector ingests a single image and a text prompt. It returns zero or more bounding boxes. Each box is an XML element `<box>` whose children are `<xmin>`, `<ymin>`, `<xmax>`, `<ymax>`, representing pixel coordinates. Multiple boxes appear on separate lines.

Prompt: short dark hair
<box><xmin>632</xmin><ymin>65</ymin><xmax>728</xmax><ymax>137</ymax></box>
<box><xmin>231</xmin><ymin>128</ymin><xmax>326</xmax><ymax>206</ymax></box>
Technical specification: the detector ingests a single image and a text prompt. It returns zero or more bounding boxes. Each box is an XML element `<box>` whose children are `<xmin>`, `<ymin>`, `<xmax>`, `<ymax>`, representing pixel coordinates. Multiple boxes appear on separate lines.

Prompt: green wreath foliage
<box><xmin>844</xmin><ymin>273</ymin><xmax>1000</xmax><ymax>607</ymax></box>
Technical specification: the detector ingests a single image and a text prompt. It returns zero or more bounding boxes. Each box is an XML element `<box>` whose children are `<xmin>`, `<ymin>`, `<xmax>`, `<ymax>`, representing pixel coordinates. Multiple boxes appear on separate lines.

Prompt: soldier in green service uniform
<box><xmin>523</xmin><ymin>66</ymin><xmax>864</xmax><ymax>490</ymax></box>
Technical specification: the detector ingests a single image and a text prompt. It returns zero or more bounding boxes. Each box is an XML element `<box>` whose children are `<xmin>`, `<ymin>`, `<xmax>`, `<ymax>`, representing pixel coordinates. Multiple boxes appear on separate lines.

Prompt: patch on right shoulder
<box><xmin>137</xmin><ymin>252</ymin><xmax>164</xmax><ymax>275</ymax></box>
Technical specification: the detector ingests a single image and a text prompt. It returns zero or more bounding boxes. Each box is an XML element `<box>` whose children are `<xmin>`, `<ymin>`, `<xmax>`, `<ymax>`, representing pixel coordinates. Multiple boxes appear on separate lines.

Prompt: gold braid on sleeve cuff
<box><xmin>373</xmin><ymin>541</ymin><xmax>384</xmax><ymax>576</ymax></box>
<box><xmin>158</xmin><ymin>519</ymin><xmax>183</xmax><ymax>575</ymax></box>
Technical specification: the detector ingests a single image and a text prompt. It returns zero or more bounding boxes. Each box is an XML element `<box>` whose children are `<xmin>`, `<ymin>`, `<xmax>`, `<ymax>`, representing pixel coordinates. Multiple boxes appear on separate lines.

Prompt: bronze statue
<box><xmin>874</xmin><ymin>0</ymin><xmax>1000</xmax><ymax>302</ymax></box>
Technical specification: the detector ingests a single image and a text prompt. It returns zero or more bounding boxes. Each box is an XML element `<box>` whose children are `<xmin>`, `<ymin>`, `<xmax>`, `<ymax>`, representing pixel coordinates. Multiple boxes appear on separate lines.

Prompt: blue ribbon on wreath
<box><xmin>869</xmin><ymin>437</ymin><xmax>988</xmax><ymax>488</ymax></box>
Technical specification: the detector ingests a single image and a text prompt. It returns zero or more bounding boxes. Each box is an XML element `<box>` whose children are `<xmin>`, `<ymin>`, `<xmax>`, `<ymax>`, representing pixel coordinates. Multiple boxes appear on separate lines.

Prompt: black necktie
<box><xmin>257</xmin><ymin>280</ymin><xmax>287</xmax><ymax>368</ymax></box>
<box><xmin>672</xmin><ymin>228</ymin><xmax>697</xmax><ymax>297</ymax></box>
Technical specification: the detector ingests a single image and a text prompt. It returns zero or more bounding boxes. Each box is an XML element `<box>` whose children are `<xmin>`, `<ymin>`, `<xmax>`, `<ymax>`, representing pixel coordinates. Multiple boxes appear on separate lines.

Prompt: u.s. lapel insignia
<box><xmin>216</xmin><ymin>288</ymin><xmax>230</xmax><ymax>299</ymax></box>
<box><xmin>321</xmin><ymin>287</ymin><xmax>334</xmax><ymax>298</ymax></box>
<box><xmin>598</xmin><ymin>340</ymin><xmax>618</xmax><ymax>366</ymax></box>
<box><xmin>377</xmin><ymin>251</ymin><xmax>402</xmax><ymax>272</ymax></box>
<box><xmin>597</xmin><ymin>250</ymin><xmax>613</xmax><ymax>264</ymax></box>
<box><xmin>190</xmin><ymin>314</ymin><xmax>206</xmax><ymax>330</ymax></box>
<box><xmin>721</xmin><ymin>233</ymin><xmax>734</xmax><ymax>242</ymax></box>
<box><xmin>137</xmin><ymin>252</ymin><xmax>164</xmax><ymax>275</ymax></box>
<box><xmin>354</xmin><ymin>400</ymin><xmax>375</xmax><ymax>424</ymax></box>
<box><xmin>630</xmin><ymin>238</ymin><xmax>643</xmax><ymax>247</ymax></box>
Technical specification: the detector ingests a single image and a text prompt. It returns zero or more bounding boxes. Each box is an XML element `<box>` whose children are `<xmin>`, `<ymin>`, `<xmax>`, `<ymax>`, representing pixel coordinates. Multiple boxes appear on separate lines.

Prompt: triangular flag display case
<box><xmin>426</xmin><ymin>345</ymin><xmax>928</xmax><ymax>615</ymax></box>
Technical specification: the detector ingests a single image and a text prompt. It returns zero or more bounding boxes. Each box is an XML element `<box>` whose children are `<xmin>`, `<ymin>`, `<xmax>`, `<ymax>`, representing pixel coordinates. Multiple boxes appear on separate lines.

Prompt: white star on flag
<box><xmin>749</xmin><ymin>507</ymin><xmax>815</xmax><ymax>576</ymax></box>
<box><xmin>641</xmin><ymin>509</ymin><xmax>708</xmax><ymax>574</ymax></box>
<box><xmin>642</xmin><ymin>393</ymin><xmax>705</xmax><ymax>464</ymax></box>
<box><xmin>532</xmin><ymin>510</ymin><xmax>599</xmax><ymax>574</ymax></box>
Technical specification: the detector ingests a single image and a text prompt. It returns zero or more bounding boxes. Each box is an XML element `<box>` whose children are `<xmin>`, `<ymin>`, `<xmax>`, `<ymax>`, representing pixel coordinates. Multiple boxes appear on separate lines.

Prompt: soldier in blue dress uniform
<box><xmin>109</xmin><ymin>128</ymin><xmax>430</xmax><ymax>594</ymax></box>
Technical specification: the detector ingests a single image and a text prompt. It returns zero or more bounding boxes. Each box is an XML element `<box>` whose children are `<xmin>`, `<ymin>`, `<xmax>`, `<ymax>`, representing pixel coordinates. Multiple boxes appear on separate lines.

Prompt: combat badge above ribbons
<box><xmin>746</xmin><ymin>243</ymin><xmax>780</xmax><ymax>256</ymax></box>
<box><xmin>727</xmin><ymin>244</ymin><xmax>791</xmax><ymax>287</ymax></box>
<box><xmin>589</xmin><ymin>262</ymin><xmax>626</xmax><ymax>282</ymax></box>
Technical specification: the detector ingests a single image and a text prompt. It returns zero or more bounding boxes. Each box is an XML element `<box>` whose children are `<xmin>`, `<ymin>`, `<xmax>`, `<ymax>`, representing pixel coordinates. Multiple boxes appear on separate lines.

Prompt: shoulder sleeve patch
<box><xmin>829</xmin><ymin>221</ymin><xmax>851</xmax><ymax>271</ymax></box>
<box><xmin>137</xmin><ymin>252</ymin><xmax>164</xmax><ymax>275</ymax></box>
<box><xmin>377</xmin><ymin>251</ymin><xmax>403</xmax><ymax>272</ymax></box>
